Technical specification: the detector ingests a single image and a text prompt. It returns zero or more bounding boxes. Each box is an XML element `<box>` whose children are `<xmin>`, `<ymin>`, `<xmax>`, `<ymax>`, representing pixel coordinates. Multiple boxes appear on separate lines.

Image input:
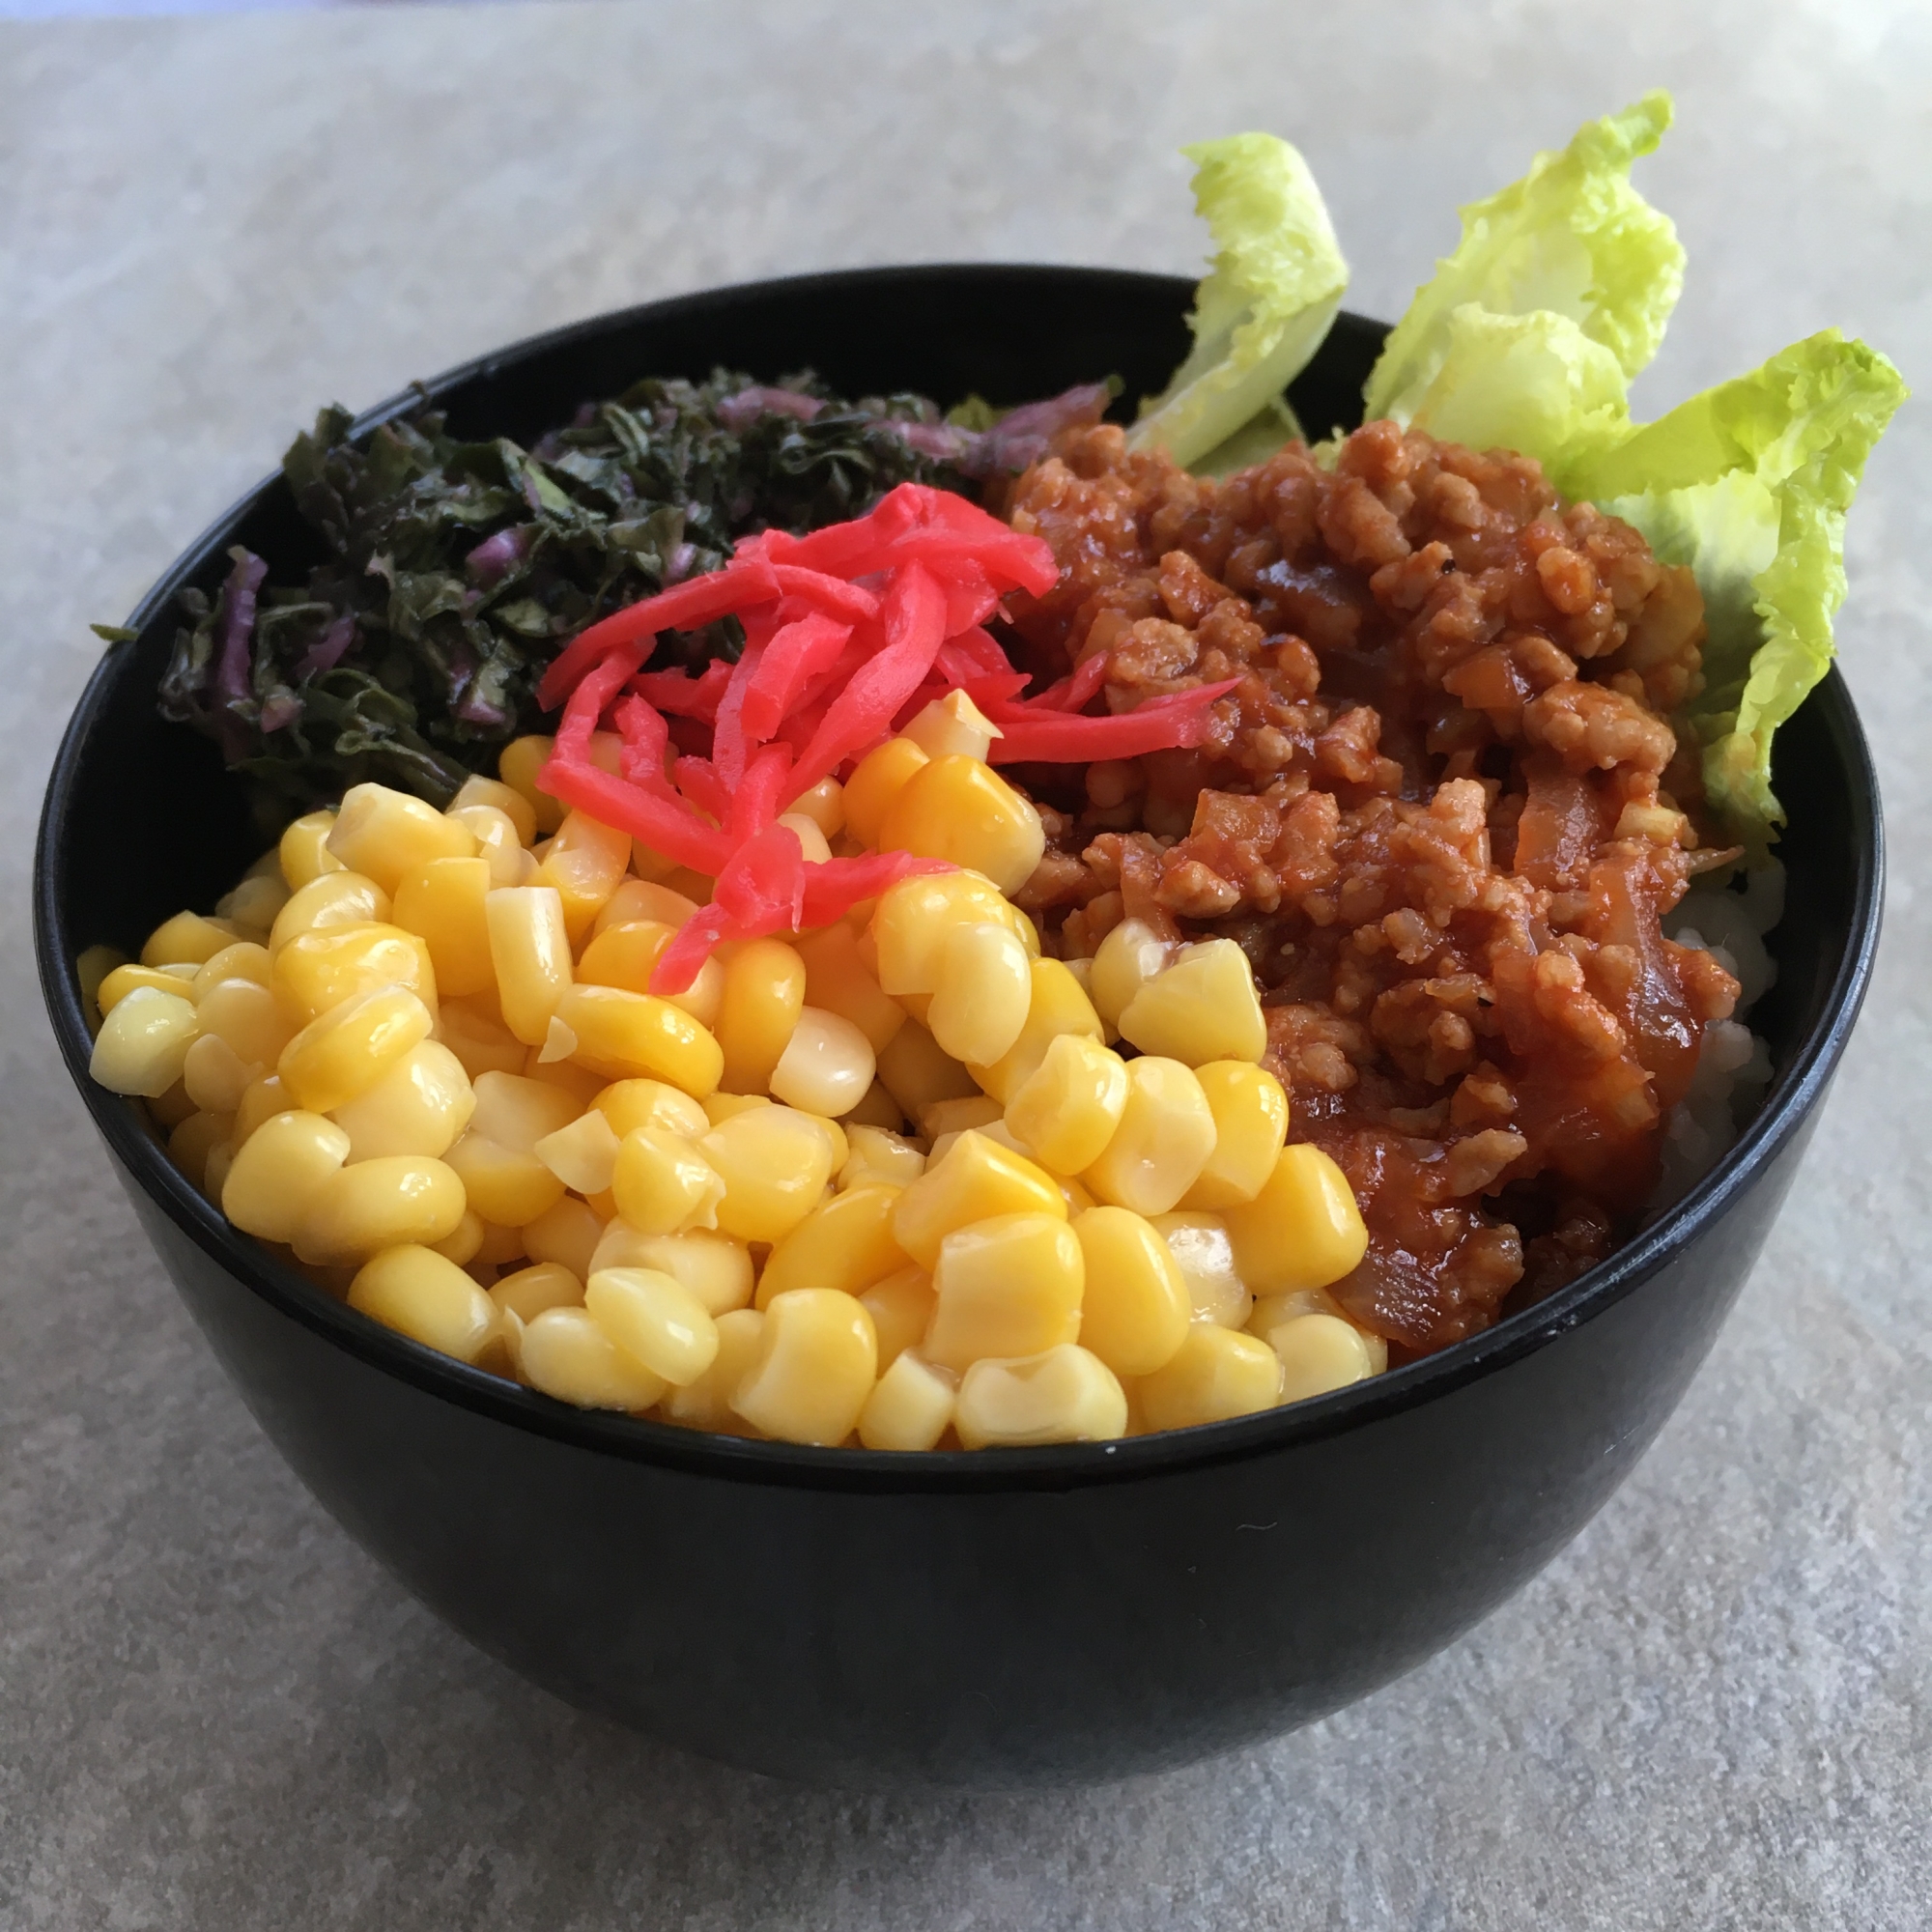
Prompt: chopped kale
<box><xmin>156</xmin><ymin>371</ymin><xmax>981</xmax><ymax>813</ymax></box>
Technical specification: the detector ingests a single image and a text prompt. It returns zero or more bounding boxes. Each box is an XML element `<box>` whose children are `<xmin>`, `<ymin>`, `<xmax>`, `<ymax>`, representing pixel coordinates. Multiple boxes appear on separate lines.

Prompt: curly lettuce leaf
<box><xmin>1363</xmin><ymin>93</ymin><xmax>1683</xmax><ymax>475</ymax></box>
<box><xmin>1567</xmin><ymin>329</ymin><xmax>1907</xmax><ymax>842</ymax></box>
<box><xmin>1129</xmin><ymin>133</ymin><xmax>1349</xmax><ymax>468</ymax></box>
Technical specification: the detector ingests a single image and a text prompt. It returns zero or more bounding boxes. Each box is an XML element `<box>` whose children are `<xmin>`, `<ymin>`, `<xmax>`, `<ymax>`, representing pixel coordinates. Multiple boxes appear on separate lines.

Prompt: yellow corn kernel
<box><xmin>450</xmin><ymin>773</ymin><xmax>538</xmax><ymax>845</ymax></box>
<box><xmin>430</xmin><ymin>1209</ymin><xmax>486</xmax><ymax>1266</ymax></box>
<box><xmin>486</xmin><ymin>886</ymin><xmax>572</xmax><ymax>1046</ymax></box>
<box><xmin>167</xmin><ymin>1110</ymin><xmax>233</xmax><ymax>1192</ymax></box>
<box><xmin>215</xmin><ymin>868</ymin><xmax>290</xmax><ymax>936</ymax></box>
<box><xmin>535</xmin><ymin>810</ymin><xmax>634</xmax><ymax>944</ymax></box>
<box><xmin>875</xmin><ymin>1020</ymin><xmax>979</xmax><ymax>1122</ymax></box>
<box><xmin>271</xmin><ymin>922</ymin><xmax>438</xmax><ymax>1022</ymax></box>
<box><xmin>521</xmin><ymin>1196</ymin><xmax>604</xmax><ymax>1280</ymax></box>
<box><xmin>716</xmin><ymin>939</ymin><xmax>806</xmax><ymax>1094</ymax></box>
<box><xmin>768</xmin><ymin>1006</ymin><xmax>876</xmax><ymax>1118</ymax></box>
<box><xmin>966</xmin><ymin>957</ymin><xmax>1104</xmax><ymax>1101</ymax></box>
<box><xmin>467</xmin><ymin>1218</ymin><xmax>525</xmax><ymax>1267</ymax></box>
<box><xmin>327</xmin><ymin>1040</ymin><xmax>473</xmax><ymax>1161</ymax></box>
<box><xmin>280</xmin><ymin>810</ymin><xmax>346</xmax><ymax>890</ymax></box>
<box><xmin>773</xmin><ymin>811</ymin><xmax>833</xmax><ymax>867</ymax></box>
<box><xmin>590</xmin><ymin>1077</ymin><xmax>709</xmax><ymax>1143</ymax></box>
<box><xmin>1181</xmin><ymin>1061</ymin><xmax>1291</xmax><ymax>1209</ymax></box>
<box><xmin>1118</xmin><ymin>938</ymin><xmax>1267</xmax><ymax>1066</ymax></box>
<box><xmin>548</xmin><ymin>983</ymin><xmax>723</xmax><ymax>1096</ymax></box>
<box><xmin>521</xmin><ymin>1044</ymin><xmax>606</xmax><ymax>1106</ymax></box>
<box><xmin>194</xmin><ymin>976</ymin><xmax>292</xmax><ymax>1070</ymax></box>
<box><xmin>231</xmin><ymin>1073</ymin><xmax>291</xmax><ymax>1147</ymax></box>
<box><xmin>1223</xmin><ymin>1144</ymin><xmax>1369</xmax><ymax>1294</ymax></box>
<box><xmin>1138</xmin><ymin>1324</ymin><xmax>1283</xmax><ymax>1431</ymax></box>
<box><xmin>468</xmin><ymin>1069</ymin><xmax>580</xmax><ymax>1150</ymax></box>
<box><xmin>1268</xmin><ymin>1313</ymin><xmax>1379</xmax><ymax>1404</ymax></box>
<box><xmin>221</xmin><ymin>1110</ymin><xmax>351</xmax><ymax>1240</ymax></box>
<box><xmin>1151</xmin><ymin>1211</ymin><xmax>1253</xmax><ymax>1327</ymax></box>
<box><xmin>925</xmin><ymin>921</ymin><xmax>1032</xmax><ymax>1066</ymax></box>
<box><xmin>842</xmin><ymin>735</ymin><xmax>930</xmax><ymax>849</ymax></box>
<box><xmin>871</xmin><ymin>869</ymin><xmax>1031</xmax><ymax>997</ymax></box>
<box><xmin>148</xmin><ymin>1074</ymin><xmax>200</xmax><ymax>1126</ymax></box>
<box><xmin>588</xmin><ymin>1223</ymin><xmax>753</xmax><ymax>1315</ymax></box>
<box><xmin>920</xmin><ymin>1094</ymin><xmax>1004</xmax><ymax>1140</ymax></box>
<box><xmin>97</xmin><ymin>963</ymin><xmax>194</xmax><ymax>1015</ymax></box>
<box><xmin>585</xmin><ymin>1261</ymin><xmax>720</xmax><ymax>1386</ymax></box>
<box><xmin>660</xmin><ymin>1306</ymin><xmax>765</xmax><ymax>1432</ymax></box>
<box><xmin>182</xmin><ymin>1031</ymin><xmax>258</xmax><ymax>1115</ymax></box>
<box><xmin>730</xmin><ymin>1288</ymin><xmax>878</xmax><ymax>1445</ymax></box>
<box><xmin>577</xmin><ymin>921</ymin><xmax>724</xmax><ymax>1029</ymax></box>
<box><xmin>793</xmin><ymin>922</ymin><xmax>905</xmax><ymax>1054</ymax></box>
<box><xmin>840</xmin><ymin>1081</ymin><xmax>906</xmax><ymax>1131</ymax></box>
<box><xmin>190</xmin><ymin>940</ymin><xmax>272</xmax><ymax>999</ymax></box>
<box><xmin>903</xmin><ymin>687</ymin><xmax>1001</xmax><ymax>763</ymax></box>
<box><xmin>923</xmin><ymin>1212</ymin><xmax>1084</xmax><ymax>1372</ymax></box>
<box><xmin>277</xmin><ymin>984</ymin><xmax>433</xmax><ymax>1114</ymax></box>
<box><xmin>1070</xmin><ymin>1205</ymin><xmax>1192</xmax><ymax>1377</ymax></box>
<box><xmin>702</xmin><ymin>1091</ymin><xmax>771</xmax><ymax>1126</ymax></box>
<box><xmin>348</xmin><ymin>1244</ymin><xmax>497</xmax><ymax>1363</ymax></box>
<box><xmin>1082</xmin><ymin>1057</ymin><xmax>1216</xmax><ymax>1217</ymax></box>
<box><xmin>140</xmin><ymin>910</ymin><xmax>241</xmax><ymax>969</ymax></box>
<box><xmin>76</xmin><ymin>943</ymin><xmax>128</xmax><ymax>1034</ymax></box>
<box><xmin>390</xmin><ymin>856</ymin><xmax>495</xmax><ymax>998</ymax></box>
<box><xmin>437</xmin><ymin>996</ymin><xmax>527</xmax><ymax>1080</ymax></box>
<box><xmin>443</xmin><ymin>1132</ymin><xmax>566</xmax><ymax>1226</ymax></box>
<box><xmin>1248</xmin><ymin>1285</ymin><xmax>1344</xmax><ymax>1333</ymax></box>
<box><xmin>90</xmin><ymin>987</ymin><xmax>199</xmax><ymax>1096</ymax></box>
<box><xmin>594</xmin><ymin>878</ymin><xmax>700</xmax><ymax>936</ymax></box>
<box><xmin>1005</xmin><ymin>1034</ymin><xmax>1129</xmax><ymax>1175</ymax></box>
<box><xmin>1089</xmin><ymin>918</ymin><xmax>1176</xmax><ymax>1033</ymax></box>
<box><xmin>858</xmin><ymin>1350</ymin><xmax>956</xmax><ymax>1451</ymax></box>
<box><xmin>954</xmin><ymin>1344</ymin><xmax>1127</xmax><ymax>1448</ymax></box>
<box><xmin>270</xmin><ymin>871</ymin><xmax>392</xmax><ymax>953</ymax></box>
<box><xmin>449</xmin><ymin>803</ymin><xmax>535</xmax><ymax>889</ymax></box>
<box><xmin>497</xmin><ymin>734</ymin><xmax>568</xmax><ymax>837</ymax></box>
<box><xmin>203</xmin><ymin>1139</ymin><xmax>237</xmax><ymax>1202</ymax></box>
<box><xmin>294</xmin><ymin>1154</ymin><xmax>468</xmax><ymax>1265</ymax></box>
<box><xmin>326</xmin><ymin>782</ymin><xmax>477</xmax><ymax>894</ymax></box>
<box><xmin>878</xmin><ymin>754</ymin><xmax>1044</xmax><ymax>895</ymax></box>
<box><xmin>697</xmin><ymin>1105</ymin><xmax>836</xmax><ymax>1244</ymax></box>
<box><xmin>858</xmin><ymin>1264</ymin><xmax>936</xmax><ymax>1369</ymax></box>
<box><xmin>609</xmin><ymin>1125</ymin><xmax>723</xmax><ymax>1235</ymax></box>
<box><xmin>755</xmin><ymin>1182</ymin><xmax>907</xmax><ymax>1307</ymax></box>
<box><xmin>787</xmin><ymin>775</ymin><xmax>846</xmax><ymax>838</ymax></box>
<box><xmin>526</xmin><ymin>1107</ymin><xmax>617</xmax><ymax>1195</ymax></box>
<box><xmin>795</xmin><ymin>1110</ymin><xmax>849</xmax><ymax>1176</ymax></box>
<box><xmin>520</xmin><ymin>1305</ymin><xmax>667</xmax><ymax>1408</ymax></box>
<box><xmin>839</xmin><ymin>1126</ymin><xmax>926</xmax><ymax>1191</ymax></box>
<box><xmin>490</xmin><ymin>1260</ymin><xmax>583</xmax><ymax>1321</ymax></box>
<box><xmin>893</xmin><ymin>1131</ymin><xmax>1065</xmax><ymax>1271</ymax></box>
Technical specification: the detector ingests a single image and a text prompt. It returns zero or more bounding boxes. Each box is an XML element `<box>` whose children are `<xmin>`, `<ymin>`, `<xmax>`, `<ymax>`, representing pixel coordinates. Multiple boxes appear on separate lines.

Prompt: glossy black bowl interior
<box><xmin>35</xmin><ymin>268</ymin><xmax>1883</xmax><ymax>1788</ymax></box>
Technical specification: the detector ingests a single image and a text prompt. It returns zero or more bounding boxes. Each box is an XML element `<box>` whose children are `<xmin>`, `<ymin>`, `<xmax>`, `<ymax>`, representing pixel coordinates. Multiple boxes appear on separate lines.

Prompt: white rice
<box><xmin>1649</xmin><ymin>859</ymin><xmax>1784</xmax><ymax>1213</ymax></box>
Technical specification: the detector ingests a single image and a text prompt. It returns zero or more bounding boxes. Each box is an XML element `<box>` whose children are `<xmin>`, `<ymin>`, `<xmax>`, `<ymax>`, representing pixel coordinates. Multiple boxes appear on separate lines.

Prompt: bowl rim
<box><xmin>34</xmin><ymin>262</ymin><xmax>1887</xmax><ymax>1495</ymax></box>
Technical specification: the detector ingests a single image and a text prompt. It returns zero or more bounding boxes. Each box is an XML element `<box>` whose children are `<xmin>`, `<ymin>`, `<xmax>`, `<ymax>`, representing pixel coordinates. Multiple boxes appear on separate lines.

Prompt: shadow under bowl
<box><xmin>35</xmin><ymin>267</ymin><xmax>1883</xmax><ymax>1789</ymax></box>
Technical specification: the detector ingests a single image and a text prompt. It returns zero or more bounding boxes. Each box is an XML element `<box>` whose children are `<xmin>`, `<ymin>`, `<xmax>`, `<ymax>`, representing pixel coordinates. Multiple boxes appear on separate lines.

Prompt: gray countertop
<box><xmin>4</xmin><ymin>4</ymin><xmax>1928</xmax><ymax>1925</ymax></box>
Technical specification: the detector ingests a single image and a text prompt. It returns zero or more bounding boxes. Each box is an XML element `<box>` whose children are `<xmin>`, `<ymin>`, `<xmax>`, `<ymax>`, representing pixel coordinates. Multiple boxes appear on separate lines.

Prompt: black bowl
<box><xmin>34</xmin><ymin>267</ymin><xmax>1883</xmax><ymax>1789</ymax></box>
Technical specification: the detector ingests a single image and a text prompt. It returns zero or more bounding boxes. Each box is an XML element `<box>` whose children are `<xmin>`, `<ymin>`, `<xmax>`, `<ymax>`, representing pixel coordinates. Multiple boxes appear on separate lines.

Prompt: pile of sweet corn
<box><xmin>81</xmin><ymin>693</ymin><xmax>1384</xmax><ymax>1449</ymax></box>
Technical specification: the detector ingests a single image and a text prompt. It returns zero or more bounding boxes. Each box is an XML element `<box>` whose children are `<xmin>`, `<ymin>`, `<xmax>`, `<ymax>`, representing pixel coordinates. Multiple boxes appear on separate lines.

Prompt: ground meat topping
<box><xmin>1002</xmin><ymin>419</ymin><xmax>1739</xmax><ymax>1355</ymax></box>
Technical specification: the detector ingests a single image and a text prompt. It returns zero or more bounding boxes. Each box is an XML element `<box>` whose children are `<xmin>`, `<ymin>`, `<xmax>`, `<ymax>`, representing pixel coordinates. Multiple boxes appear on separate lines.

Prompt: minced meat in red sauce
<box><xmin>996</xmin><ymin>419</ymin><xmax>1743</xmax><ymax>1358</ymax></box>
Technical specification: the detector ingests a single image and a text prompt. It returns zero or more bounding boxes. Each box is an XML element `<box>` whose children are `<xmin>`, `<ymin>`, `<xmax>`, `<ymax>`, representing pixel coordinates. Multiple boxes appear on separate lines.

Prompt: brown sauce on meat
<box><xmin>999</xmin><ymin>419</ymin><xmax>1741</xmax><ymax>1355</ymax></box>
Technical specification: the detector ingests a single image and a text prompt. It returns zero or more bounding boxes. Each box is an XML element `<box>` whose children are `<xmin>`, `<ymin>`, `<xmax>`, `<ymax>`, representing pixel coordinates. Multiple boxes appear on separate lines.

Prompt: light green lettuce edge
<box><xmin>1568</xmin><ymin>329</ymin><xmax>1908</xmax><ymax>843</ymax></box>
<box><xmin>1129</xmin><ymin>132</ymin><xmax>1349</xmax><ymax>468</ymax></box>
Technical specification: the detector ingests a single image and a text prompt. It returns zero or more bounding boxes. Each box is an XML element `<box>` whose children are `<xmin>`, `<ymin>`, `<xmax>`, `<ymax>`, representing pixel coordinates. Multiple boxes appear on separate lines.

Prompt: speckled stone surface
<box><xmin>3</xmin><ymin>4</ymin><xmax>1928</xmax><ymax>1925</ymax></box>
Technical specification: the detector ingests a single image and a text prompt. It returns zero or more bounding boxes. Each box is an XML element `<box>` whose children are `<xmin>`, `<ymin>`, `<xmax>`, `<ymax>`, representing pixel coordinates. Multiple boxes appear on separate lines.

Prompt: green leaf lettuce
<box><xmin>1567</xmin><ymin>329</ymin><xmax>1907</xmax><ymax>842</ymax></box>
<box><xmin>1363</xmin><ymin>92</ymin><xmax>1683</xmax><ymax>483</ymax></box>
<box><xmin>1129</xmin><ymin>133</ymin><xmax>1349</xmax><ymax>468</ymax></box>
